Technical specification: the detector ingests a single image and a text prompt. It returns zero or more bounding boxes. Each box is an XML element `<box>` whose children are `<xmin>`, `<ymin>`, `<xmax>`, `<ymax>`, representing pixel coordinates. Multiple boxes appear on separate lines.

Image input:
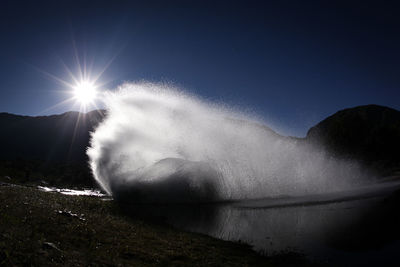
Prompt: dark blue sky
<box><xmin>1</xmin><ymin>0</ymin><xmax>399</xmax><ymax>136</ymax></box>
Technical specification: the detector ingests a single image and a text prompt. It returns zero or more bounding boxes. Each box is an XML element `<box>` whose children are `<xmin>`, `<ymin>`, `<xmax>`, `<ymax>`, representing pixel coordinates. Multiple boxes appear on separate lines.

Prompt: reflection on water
<box><xmin>37</xmin><ymin>186</ymin><xmax>107</xmax><ymax>197</ymax></box>
<box><xmin>122</xmin><ymin>182</ymin><xmax>400</xmax><ymax>266</ymax></box>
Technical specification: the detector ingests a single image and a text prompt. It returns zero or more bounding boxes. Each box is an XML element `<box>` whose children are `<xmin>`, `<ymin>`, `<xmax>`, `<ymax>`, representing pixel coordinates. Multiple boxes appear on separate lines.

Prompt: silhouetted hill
<box><xmin>306</xmin><ymin>105</ymin><xmax>400</xmax><ymax>174</ymax></box>
<box><xmin>0</xmin><ymin>110</ymin><xmax>106</xmax><ymax>187</ymax></box>
<box><xmin>0</xmin><ymin>110</ymin><xmax>105</xmax><ymax>163</ymax></box>
<box><xmin>1</xmin><ymin>104</ymin><xmax>399</xmax><ymax>187</ymax></box>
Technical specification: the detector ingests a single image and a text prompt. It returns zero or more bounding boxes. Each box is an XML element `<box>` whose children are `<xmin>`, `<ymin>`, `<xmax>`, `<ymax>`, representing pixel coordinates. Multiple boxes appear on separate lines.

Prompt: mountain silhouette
<box><xmin>0</xmin><ymin>105</ymin><xmax>399</xmax><ymax>187</ymax></box>
<box><xmin>0</xmin><ymin>110</ymin><xmax>105</xmax><ymax>163</ymax></box>
<box><xmin>0</xmin><ymin>110</ymin><xmax>105</xmax><ymax>186</ymax></box>
<box><xmin>306</xmin><ymin>105</ymin><xmax>400</xmax><ymax>175</ymax></box>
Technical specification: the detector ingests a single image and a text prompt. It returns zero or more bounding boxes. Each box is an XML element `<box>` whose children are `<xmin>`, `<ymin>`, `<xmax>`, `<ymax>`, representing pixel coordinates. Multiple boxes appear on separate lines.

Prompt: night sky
<box><xmin>1</xmin><ymin>0</ymin><xmax>400</xmax><ymax>136</ymax></box>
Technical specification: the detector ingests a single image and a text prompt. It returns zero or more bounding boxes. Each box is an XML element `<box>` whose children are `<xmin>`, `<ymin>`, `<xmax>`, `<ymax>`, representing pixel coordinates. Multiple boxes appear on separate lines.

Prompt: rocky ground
<box><xmin>0</xmin><ymin>183</ymin><xmax>314</xmax><ymax>266</ymax></box>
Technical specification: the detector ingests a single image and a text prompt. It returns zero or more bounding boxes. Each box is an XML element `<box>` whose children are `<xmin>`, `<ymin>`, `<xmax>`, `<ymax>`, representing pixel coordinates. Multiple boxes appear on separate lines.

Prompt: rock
<box><xmin>43</xmin><ymin>242</ymin><xmax>62</xmax><ymax>252</ymax></box>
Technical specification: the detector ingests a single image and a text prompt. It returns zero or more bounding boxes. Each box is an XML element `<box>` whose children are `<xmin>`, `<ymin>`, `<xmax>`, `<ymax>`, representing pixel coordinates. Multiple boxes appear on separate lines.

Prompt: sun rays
<box><xmin>27</xmin><ymin>46</ymin><xmax>118</xmax><ymax>157</ymax></box>
<box><xmin>73</xmin><ymin>80</ymin><xmax>98</xmax><ymax>106</ymax></box>
<box><xmin>31</xmin><ymin>35</ymin><xmax>121</xmax><ymax>115</ymax></box>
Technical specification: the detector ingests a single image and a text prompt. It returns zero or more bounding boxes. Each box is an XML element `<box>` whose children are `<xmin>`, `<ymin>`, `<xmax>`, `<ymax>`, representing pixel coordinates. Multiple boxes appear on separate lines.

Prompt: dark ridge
<box><xmin>306</xmin><ymin>104</ymin><xmax>400</xmax><ymax>174</ymax></box>
<box><xmin>0</xmin><ymin>110</ymin><xmax>106</xmax><ymax>187</ymax></box>
<box><xmin>0</xmin><ymin>110</ymin><xmax>106</xmax><ymax>163</ymax></box>
<box><xmin>1</xmin><ymin>104</ymin><xmax>400</xmax><ymax>187</ymax></box>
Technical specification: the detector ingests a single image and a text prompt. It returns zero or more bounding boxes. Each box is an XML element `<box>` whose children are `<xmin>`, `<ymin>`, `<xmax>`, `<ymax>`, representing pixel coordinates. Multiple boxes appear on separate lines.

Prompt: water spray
<box><xmin>88</xmin><ymin>82</ymin><xmax>365</xmax><ymax>202</ymax></box>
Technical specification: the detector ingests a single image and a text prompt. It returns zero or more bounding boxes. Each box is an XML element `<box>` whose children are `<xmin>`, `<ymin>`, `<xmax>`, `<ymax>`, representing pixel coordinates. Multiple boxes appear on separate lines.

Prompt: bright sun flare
<box><xmin>73</xmin><ymin>80</ymin><xmax>97</xmax><ymax>105</ymax></box>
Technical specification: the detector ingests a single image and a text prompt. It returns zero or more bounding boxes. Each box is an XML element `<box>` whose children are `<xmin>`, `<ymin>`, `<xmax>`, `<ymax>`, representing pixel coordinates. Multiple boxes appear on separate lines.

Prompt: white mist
<box><xmin>87</xmin><ymin>82</ymin><xmax>366</xmax><ymax>202</ymax></box>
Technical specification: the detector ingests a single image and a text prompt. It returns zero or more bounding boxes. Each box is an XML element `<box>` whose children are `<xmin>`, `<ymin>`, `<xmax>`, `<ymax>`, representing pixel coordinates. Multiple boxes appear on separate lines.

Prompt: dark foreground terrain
<box><xmin>0</xmin><ymin>183</ymin><xmax>313</xmax><ymax>266</ymax></box>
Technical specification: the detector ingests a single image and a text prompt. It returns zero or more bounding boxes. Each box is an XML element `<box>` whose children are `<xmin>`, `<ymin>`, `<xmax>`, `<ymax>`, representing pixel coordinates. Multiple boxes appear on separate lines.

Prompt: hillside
<box><xmin>0</xmin><ymin>110</ymin><xmax>105</xmax><ymax>187</ymax></box>
<box><xmin>306</xmin><ymin>105</ymin><xmax>400</xmax><ymax>175</ymax></box>
<box><xmin>0</xmin><ymin>105</ymin><xmax>399</xmax><ymax>187</ymax></box>
<box><xmin>0</xmin><ymin>110</ymin><xmax>105</xmax><ymax>163</ymax></box>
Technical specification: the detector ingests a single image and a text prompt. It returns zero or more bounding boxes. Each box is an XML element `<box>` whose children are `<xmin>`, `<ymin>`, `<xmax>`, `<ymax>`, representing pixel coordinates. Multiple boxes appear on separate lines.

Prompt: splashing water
<box><xmin>87</xmin><ymin>82</ymin><xmax>366</xmax><ymax>202</ymax></box>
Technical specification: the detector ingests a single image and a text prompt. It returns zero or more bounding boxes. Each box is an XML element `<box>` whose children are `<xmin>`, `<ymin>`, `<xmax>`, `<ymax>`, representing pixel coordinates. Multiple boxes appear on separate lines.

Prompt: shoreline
<box><xmin>0</xmin><ymin>184</ymin><xmax>314</xmax><ymax>266</ymax></box>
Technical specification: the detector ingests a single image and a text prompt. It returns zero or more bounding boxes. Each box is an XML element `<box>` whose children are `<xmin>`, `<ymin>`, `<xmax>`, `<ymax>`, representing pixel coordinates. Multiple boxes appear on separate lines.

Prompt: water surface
<box><xmin>37</xmin><ymin>180</ymin><xmax>400</xmax><ymax>265</ymax></box>
<box><xmin>125</xmin><ymin>181</ymin><xmax>400</xmax><ymax>266</ymax></box>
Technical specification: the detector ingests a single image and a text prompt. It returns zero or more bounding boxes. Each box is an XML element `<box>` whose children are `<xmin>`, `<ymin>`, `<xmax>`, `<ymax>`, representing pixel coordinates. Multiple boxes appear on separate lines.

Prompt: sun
<box><xmin>37</xmin><ymin>50</ymin><xmax>114</xmax><ymax>113</ymax></box>
<box><xmin>73</xmin><ymin>80</ymin><xmax>97</xmax><ymax>105</ymax></box>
